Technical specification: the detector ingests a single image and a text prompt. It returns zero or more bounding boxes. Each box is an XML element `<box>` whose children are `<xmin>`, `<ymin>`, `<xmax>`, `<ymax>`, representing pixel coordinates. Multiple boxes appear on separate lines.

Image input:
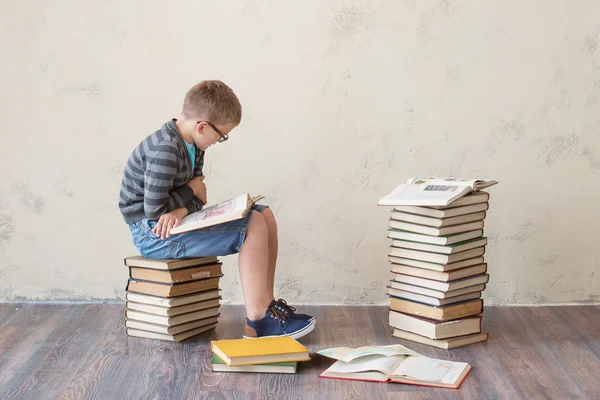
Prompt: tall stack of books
<box><xmin>386</xmin><ymin>191</ymin><xmax>492</xmax><ymax>349</ymax></box>
<box><xmin>124</xmin><ymin>256</ymin><xmax>223</xmax><ymax>342</ymax></box>
<box><xmin>210</xmin><ymin>336</ymin><xmax>310</xmax><ymax>374</ymax></box>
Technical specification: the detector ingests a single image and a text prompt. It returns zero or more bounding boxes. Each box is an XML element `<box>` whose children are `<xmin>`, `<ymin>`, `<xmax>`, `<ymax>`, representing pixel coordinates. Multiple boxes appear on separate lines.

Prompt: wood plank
<box><xmin>1</xmin><ymin>304</ymin><xmax>600</xmax><ymax>400</ymax></box>
<box><xmin>517</xmin><ymin>306</ymin><xmax>600</xmax><ymax>398</ymax></box>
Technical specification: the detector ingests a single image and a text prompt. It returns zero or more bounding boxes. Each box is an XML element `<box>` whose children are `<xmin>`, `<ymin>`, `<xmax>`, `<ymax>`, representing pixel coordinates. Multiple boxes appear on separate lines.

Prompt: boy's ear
<box><xmin>196</xmin><ymin>121</ymin><xmax>208</xmax><ymax>135</ymax></box>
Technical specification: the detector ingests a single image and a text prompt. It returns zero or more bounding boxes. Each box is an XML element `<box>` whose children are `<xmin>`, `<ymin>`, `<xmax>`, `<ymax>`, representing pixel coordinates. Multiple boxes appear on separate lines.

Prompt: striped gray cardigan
<box><xmin>119</xmin><ymin>119</ymin><xmax>204</xmax><ymax>224</ymax></box>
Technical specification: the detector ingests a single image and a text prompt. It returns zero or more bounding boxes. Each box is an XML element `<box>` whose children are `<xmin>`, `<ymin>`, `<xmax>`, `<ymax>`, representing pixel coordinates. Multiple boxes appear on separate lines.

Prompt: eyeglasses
<box><xmin>198</xmin><ymin>121</ymin><xmax>229</xmax><ymax>142</ymax></box>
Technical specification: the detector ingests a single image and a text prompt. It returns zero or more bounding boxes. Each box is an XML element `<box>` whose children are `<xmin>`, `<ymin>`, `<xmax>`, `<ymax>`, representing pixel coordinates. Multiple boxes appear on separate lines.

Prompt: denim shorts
<box><xmin>129</xmin><ymin>204</ymin><xmax>269</xmax><ymax>259</ymax></box>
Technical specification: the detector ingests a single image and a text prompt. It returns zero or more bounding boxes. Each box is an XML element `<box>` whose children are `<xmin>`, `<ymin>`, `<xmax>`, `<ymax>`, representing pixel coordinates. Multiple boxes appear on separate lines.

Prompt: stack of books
<box><xmin>124</xmin><ymin>256</ymin><xmax>223</xmax><ymax>341</ymax></box>
<box><xmin>210</xmin><ymin>336</ymin><xmax>310</xmax><ymax>374</ymax></box>
<box><xmin>386</xmin><ymin>191</ymin><xmax>492</xmax><ymax>349</ymax></box>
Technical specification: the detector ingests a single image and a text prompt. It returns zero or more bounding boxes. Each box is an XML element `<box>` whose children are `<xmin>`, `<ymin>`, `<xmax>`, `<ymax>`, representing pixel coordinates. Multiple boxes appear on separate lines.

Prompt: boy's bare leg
<box><xmin>238</xmin><ymin>211</ymin><xmax>275</xmax><ymax>320</ymax></box>
<box><xmin>260</xmin><ymin>208</ymin><xmax>278</xmax><ymax>295</ymax></box>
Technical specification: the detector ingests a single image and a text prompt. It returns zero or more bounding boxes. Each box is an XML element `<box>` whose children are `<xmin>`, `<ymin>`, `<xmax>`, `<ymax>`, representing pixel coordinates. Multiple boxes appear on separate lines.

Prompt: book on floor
<box><xmin>392</xmin><ymin>273</ymin><xmax>490</xmax><ymax>293</ymax></box>
<box><xmin>388</xmin><ymin>281</ymin><xmax>486</xmax><ymax>299</ymax></box>
<box><xmin>126</xmin><ymin>277</ymin><xmax>222</xmax><ymax>297</ymax></box>
<box><xmin>389</xmin><ymin>298</ymin><xmax>483</xmax><ymax>321</ymax></box>
<box><xmin>389</xmin><ymin>255</ymin><xmax>485</xmax><ymax>272</ymax></box>
<box><xmin>126</xmin><ymin>323</ymin><xmax>216</xmax><ymax>342</ymax></box>
<box><xmin>318</xmin><ymin>344</ymin><xmax>471</xmax><ymax>389</ymax></box>
<box><xmin>393</xmin><ymin>329</ymin><xmax>489</xmax><ymax>349</ymax></box>
<box><xmin>390</xmin><ymin>210</ymin><xmax>486</xmax><ymax>228</ymax></box>
<box><xmin>211</xmin><ymin>336</ymin><xmax>310</xmax><ymax>366</ymax></box>
<box><xmin>129</xmin><ymin>263</ymin><xmax>223</xmax><ymax>284</ymax></box>
<box><xmin>126</xmin><ymin>289</ymin><xmax>221</xmax><ymax>307</ymax></box>
<box><xmin>125</xmin><ymin>315</ymin><xmax>220</xmax><ymax>335</ymax></box>
<box><xmin>387</xmin><ymin>229</ymin><xmax>484</xmax><ymax>246</ymax></box>
<box><xmin>124</xmin><ymin>255</ymin><xmax>218</xmax><ymax>270</ymax></box>
<box><xmin>388</xmin><ymin>311</ymin><xmax>482</xmax><ymax>339</ymax></box>
<box><xmin>393</xmin><ymin>202</ymin><xmax>489</xmax><ymax>219</ymax></box>
<box><xmin>390</xmin><ymin>263</ymin><xmax>488</xmax><ymax>283</ymax></box>
<box><xmin>389</xmin><ymin>237</ymin><xmax>487</xmax><ymax>255</ymax></box>
<box><xmin>387</xmin><ymin>287</ymin><xmax>482</xmax><ymax>306</ymax></box>
<box><xmin>170</xmin><ymin>193</ymin><xmax>264</xmax><ymax>235</ymax></box>
<box><xmin>389</xmin><ymin>219</ymin><xmax>484</xmax><ymax>237</ymax></box>
<box><xmin>210</xmin><ymin>356</ymin><xmax>298</xmax><ymax>374</ymax></box>
<box><xmin>126</xmin><ymin>297</ymin><xmax>221</xmax><ymax>316</ymax></box>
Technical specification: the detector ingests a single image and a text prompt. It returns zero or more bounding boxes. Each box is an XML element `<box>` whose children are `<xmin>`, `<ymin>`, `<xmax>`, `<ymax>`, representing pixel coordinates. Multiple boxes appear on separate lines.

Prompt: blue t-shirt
<box><xmin>185</xmin><ymin>141</ymin><xmax>196</xmax><ymax>170</ymax></box>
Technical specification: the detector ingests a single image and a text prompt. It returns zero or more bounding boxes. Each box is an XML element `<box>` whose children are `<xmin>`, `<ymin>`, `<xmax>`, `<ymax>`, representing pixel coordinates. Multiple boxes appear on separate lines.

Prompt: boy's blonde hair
<box><xmin>181</xmin><ymin>80</ymin><xmax>242</xmax><ymax>125</ymax></box>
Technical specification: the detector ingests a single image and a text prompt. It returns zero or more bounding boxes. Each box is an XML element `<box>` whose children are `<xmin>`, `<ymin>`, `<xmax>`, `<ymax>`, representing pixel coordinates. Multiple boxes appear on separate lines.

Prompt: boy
<box><xmin>119</xmin><ymin>80</ymin><xmax>314</xmax><ymax>339</ymax></box>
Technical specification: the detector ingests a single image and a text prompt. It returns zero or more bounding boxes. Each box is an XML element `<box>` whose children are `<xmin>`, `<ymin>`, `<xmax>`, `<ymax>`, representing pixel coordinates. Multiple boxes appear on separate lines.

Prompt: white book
<box><xmin>388</xmin><ymin>281</ymin><xmax>486</xmax><ymax>299</ymax></box>
<box><xmin>392</xmin><ymin>273</ymin><xmax>490</xmax><ymax>293</ymax></box>
<box><xmin>392</xmin><ymin>330</ymin><xmax>489</xmax><ymax>349</ymax></box>
<box><xmin>390</xmin><ymin>263</ymin><xmax>487</xmax><ymax>283</ymax></box>
<box><xmin>389</xmin><ymin>255</ymin><xmax>484</xmax><ymax>272</ymax></box>
<box><xmin>170</xmin><ymin>193</ymin><xmax>264</xmax><ymax>234</ymax></box>
<box><xmin>387</xmin><ymin>229</ymin><xmax>483</xmax><ymax>246</ymax></box>
<box><xmin>388</xmin><ymin>247</ymin><xmax>485</xmax><ymax>265</ymax></box>
<box><xmin>318</xmin><ymin>345</ymin><xmax>471</xmax><ymax>388</ymax></box>
<box><xmin>126</xmin><ymin>290</ymin><xmax>221</xmax><ymax>307</ymax></box>
<box><xmin>387</xmin><ymin>288</ymin><xmax>482</xmax><ymax>306</ymax></box>
<box><xmin>379</xmin><ymin>177</ymin><xmax>497</xmax><ymax>207</ymax></box>
<box><xmin>393</xmin><ymin>202</ymin><xmax>489</xmax><ymax>219</ymax></box>
<box><xmin>389</xmin><ymin>220</ymin><xmax>484</xmax><ymax>237</ymax></box>
<box><xmin>126</xmin><ymin>298</ymin><xmax>221</xmax><ymax>316</ymax></box>
<box><xmin>126</xmin><ymin>307</ymin><xmax>220</xmax><ymax>327</ymax></box>
<box><xmin>390</xmin><ymin>211</ymin><xmax>486</xmax><ymax>228</ymax></box>
<box><xmin>127</xmin><ymin>324</ymin><xmax>216</xmax><ymax>342</ymax></box>
<box><xmin>125</xmin><ymin>316</ymin><xmax>220</xmax><ymax>335</ymax></box>
<box><xmin>389</xmin><ymin>237</ymin><xmax>487</xmax><ymax>255</ymax></box>
<box><xmin>388</xmin><ymin>310</ymin><xmax>482</xmax><ymax>339</ymax></box>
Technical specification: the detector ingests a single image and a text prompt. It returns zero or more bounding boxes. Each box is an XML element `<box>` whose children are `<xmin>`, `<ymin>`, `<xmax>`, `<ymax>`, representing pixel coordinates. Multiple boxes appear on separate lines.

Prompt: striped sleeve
<box><xmin>185</xmin><ymin>198</ymin><xmax>204</xmax><ymax>215</ymax></box>
<box><xmin>143</xmin><ymin>141</ymin><xmax>195</xmax><ymax>219</ymax></box>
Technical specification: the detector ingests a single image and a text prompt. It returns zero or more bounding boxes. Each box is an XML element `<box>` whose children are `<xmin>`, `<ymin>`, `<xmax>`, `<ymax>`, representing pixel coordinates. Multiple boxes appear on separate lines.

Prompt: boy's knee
<box><xmin>261</xmin><ymin>207</ymin><xmax>275</xmax><ymax>219</ymax></box>
<box><xmin>247</xmin><ymin>211</ymin><xmax>268</xmax><ymax>238</ymax></box>
<box><xmin>260</xmin><ymin>208</ymin><xmax>277</xmax><ymax>228</ymax></box>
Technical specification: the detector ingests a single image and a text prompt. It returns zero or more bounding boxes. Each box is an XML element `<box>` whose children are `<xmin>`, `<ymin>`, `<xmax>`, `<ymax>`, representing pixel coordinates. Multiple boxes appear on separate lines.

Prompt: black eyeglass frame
<box><xmin>197</xmin><ymin>121</ymin><xmax>229</xmax><ymax>142</ymax></box>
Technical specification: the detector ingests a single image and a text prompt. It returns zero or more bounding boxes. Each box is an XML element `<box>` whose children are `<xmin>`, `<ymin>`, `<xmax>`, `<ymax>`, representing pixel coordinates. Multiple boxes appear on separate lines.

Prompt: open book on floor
<box><xmin>170</xmin><ymin>193</ymin><xmax>264</xmax><ymax>235</ymax></box>
<box><xmin>379</xmin><ymin>177</ymin><xmax>497</xmax><ymax>207</ymax></box>
<box><xmin>318</xmin><ymin>345</ymin><xmax>471</xmax><ymax>389</ymax></box>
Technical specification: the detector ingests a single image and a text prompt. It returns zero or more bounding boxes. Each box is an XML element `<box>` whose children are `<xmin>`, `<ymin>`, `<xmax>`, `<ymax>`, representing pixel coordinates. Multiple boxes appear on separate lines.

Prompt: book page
<box><xmin>318</xmin><ymin>344</ymin><xmax>421</xmax><ymax>363</ymax></box>
<box><xmin>407</xmin><ymin>177</ymin><xmax>498</xmax><ymax>191</ymax></box>
<box><xmin>392</xmin><ymin>356</ymin><xmax>469</xmax><ymax>384</ymax></box>
<box><xmin>172</xmin><ymin>194</ymin><xmax>249</xmax><ymax>233</ymax></box>
<box><xmin>325</xmin><ymin>354</ymin><xmax>405</xmax><ymax>377</ymax></box>
<box><xmin>378</xmin><ymin>184</ymin><xmax>471</xmax><ymax>206</ymax></box>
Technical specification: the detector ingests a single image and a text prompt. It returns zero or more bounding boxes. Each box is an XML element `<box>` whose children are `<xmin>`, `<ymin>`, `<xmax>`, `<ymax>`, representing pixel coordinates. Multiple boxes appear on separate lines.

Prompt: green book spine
<box><xmin>210</xmin><ymin>355</ymin><xmax>297</xmax><ymax>367</ymax></box>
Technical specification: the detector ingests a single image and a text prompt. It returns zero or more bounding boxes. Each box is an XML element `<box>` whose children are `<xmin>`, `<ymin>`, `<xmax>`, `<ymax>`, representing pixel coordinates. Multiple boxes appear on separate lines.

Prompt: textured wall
<box><xmin>1</xmin><ymin>1</ymin><xmax>599</xmax><ymax>304</ymax></box>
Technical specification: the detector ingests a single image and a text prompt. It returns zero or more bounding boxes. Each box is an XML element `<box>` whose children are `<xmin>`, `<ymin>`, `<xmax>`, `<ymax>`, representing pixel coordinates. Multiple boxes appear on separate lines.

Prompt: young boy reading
<box><xmin>119</xmin><ymin>80</ymin><xmax>315</xmax><ymax>339</ymax></box>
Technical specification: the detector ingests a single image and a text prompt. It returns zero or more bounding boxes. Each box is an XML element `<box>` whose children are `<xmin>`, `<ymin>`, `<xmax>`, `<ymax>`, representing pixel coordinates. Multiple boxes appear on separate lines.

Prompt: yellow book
<box><xmin>211</xmin><ymin>336</ymin><xmax>310</xmax><ymax>366</ymax></box>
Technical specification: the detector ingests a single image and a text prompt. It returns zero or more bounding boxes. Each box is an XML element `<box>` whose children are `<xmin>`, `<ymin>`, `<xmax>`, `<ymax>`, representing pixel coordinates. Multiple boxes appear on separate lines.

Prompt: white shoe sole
<box><xmin>243</xmin><ymin>321</ymin><xmax>315</xmax><ymax>340</ymax></box>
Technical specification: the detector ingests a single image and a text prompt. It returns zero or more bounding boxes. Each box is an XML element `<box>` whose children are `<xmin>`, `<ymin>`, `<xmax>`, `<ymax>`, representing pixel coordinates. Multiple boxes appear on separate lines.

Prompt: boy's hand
<box><xmin>187</xmin><ymin>176</ymin><xmax>207</xmax><ymax>205</ymax></box>
<box><xmin>152</xmin><ymin>207</ymin><xmax>188</xmax><ymax>240</ymax></box>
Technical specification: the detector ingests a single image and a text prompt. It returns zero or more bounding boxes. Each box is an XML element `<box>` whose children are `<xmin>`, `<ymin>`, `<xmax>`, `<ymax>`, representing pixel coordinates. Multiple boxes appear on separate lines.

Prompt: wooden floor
<box><xmin>1</xmin><ymin>304</ymin><xmax>599</xmax><ymax>400</ymax></box>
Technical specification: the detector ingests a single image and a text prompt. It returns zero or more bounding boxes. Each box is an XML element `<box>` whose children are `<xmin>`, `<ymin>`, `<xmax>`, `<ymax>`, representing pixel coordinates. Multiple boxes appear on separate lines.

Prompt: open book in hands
<box><xmin>378</xmin><ymin>177</ymin><xmax>498</xmax><ymax>207</ymax></box>
<box><xmin>170</xmin><ymin>193</ymin><xmax>264</xmax><ymax>235</ymax></box>
<box><xmin>318</xmin><ymin>345</ymin><xmax>472</xmax><ymax>389</ymax></box>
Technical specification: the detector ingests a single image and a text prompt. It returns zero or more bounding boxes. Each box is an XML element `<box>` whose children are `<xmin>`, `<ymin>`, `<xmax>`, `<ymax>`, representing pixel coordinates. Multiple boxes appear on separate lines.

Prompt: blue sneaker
<box><xmin>272</xmin><ymin>299</ymin><xmax>315</xmax><ymax>323</ymax></box>
<box><xmin>243</xmin><ymin>304</ymin><xmax>315</xmax><ymax>339</ymax></box>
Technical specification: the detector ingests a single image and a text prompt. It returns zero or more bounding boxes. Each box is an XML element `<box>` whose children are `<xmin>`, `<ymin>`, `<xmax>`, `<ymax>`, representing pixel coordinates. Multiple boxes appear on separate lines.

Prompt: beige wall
<box><xmin>1</xmin><ymin>1</ymin><xmax>599</xmax><ymax>304</ymax></box>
